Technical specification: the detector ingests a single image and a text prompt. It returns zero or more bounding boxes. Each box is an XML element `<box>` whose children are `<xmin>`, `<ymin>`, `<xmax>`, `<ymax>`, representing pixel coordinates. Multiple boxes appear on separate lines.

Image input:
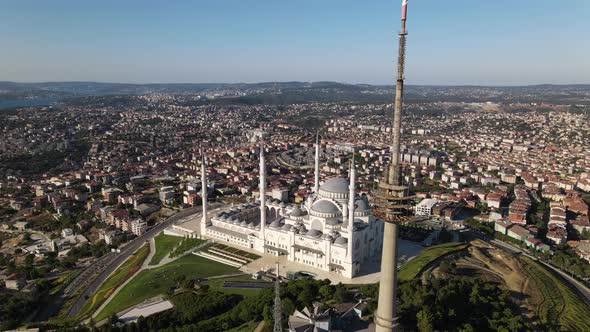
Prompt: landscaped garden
<box><xmin>95</xmin><ymin>253</ymin><xmax>238</xmax><ymax>321</ymax></box>
<box><xmin>149</xmin><ymin>233</ymin><xmax>183</xmax><ymax>265</ymax></box>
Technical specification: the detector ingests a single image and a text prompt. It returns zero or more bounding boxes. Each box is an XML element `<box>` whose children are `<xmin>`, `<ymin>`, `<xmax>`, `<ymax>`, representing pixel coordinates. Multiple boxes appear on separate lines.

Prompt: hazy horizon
<box><xmin>2</xmin><ymin>80</ymin><xmax>590</xmax><ymax>87</ymax></box>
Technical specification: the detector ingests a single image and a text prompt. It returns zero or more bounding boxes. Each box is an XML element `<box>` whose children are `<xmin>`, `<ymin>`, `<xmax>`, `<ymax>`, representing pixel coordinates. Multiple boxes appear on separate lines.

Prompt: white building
<box><xmin>130</xmin><ymin>219</ymin><xmax>147</xmax><ymax>236</ymax></box>
<box><xmin>271</xmin><ymin>188</ymin><xmax>289</xmax><ymax>202</ymax></box>
<box><xmin>415</xmin><ymin>198</ymin><xmax>438</xmax><ymax>216</ymax></box>
<box><xmin>200</xmin><ymin>141</ymin><xmax>383</xmax><ymax>279</ymax></box>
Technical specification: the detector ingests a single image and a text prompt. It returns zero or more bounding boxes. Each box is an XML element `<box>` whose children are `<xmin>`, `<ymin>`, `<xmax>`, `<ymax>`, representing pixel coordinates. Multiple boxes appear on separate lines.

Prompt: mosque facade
<box><xmin>199</xmin><ymin>139</ymin><xmax>384</xmax><ymax>278</ymax></box>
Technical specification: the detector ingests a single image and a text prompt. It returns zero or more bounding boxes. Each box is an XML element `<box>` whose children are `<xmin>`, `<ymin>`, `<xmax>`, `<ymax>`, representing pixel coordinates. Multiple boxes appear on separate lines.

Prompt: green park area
<box><xmin>520</xmin><ymin>257</ymin><xmax>590</xmax><ymax>331</ymax></box>
<box><xmin>149</xmin><ymin>233</ymin><xmax>183</xmax><ymax>265</ymax></box>
<box><xmin>398</xmin><ymin>242</ymin><xmax>468</xmax><ymax>282</ymax></box>
<box><xmin>169</xmin><ymin>237</ymin><xmax>206</xmax><ymax>258</ymax></box>
<box><xmin>95</xmin><ymin>254</ymin><xmax>238</xmax><ymax>321</ymax></box>
<box><xmin>77</xmin><ymin>245</ymin><xmax>150</xmax><ymax>320</ymax></box>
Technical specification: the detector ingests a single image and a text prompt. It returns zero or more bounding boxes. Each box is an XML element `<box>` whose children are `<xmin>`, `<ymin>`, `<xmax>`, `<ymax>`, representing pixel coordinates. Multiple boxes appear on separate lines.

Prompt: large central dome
<box><xmin>320</xmin><ymin>178</ymin><xmax>349</xmax><ymax>193</ymax></box>
<box><xmin>311</xmin><ymin>200</ymin><xmax>340</xmax><ymax>214</ymax></box>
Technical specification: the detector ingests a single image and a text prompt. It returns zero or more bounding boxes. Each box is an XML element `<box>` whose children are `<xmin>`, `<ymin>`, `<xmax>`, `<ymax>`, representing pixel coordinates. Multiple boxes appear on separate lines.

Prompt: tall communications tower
<box><xmin>374</xmin><ymin>1</ymin><xmax>414</xmax><ymax>331</ymax></box>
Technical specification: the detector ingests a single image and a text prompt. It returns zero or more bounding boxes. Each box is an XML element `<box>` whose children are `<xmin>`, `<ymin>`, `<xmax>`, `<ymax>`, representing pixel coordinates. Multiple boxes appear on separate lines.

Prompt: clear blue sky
<box><xmin>1</xmin><ymin>0</ymin><xmax>589</xmax><ymax>85</ymax></box>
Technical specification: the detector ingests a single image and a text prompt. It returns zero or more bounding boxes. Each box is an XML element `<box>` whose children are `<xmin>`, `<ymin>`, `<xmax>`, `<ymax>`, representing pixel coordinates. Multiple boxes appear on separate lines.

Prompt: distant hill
<box><xmin>1</xmin><ymin>81</ymin><xmax>589</xmax><ymax>108</ymax></box>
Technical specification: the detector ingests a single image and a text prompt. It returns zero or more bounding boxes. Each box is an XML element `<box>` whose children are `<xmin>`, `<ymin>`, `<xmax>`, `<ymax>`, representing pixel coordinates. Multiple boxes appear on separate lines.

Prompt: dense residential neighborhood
<box><xmin>0</xmin><ymin>83</ymin><xmax>589</xmax><ymax>331</ymax></box>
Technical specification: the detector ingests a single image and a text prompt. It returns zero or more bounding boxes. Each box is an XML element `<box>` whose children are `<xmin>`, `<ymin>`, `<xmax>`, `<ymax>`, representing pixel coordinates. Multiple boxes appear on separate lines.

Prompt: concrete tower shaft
<box><xmin>375</xmin><ymin>1</ymin><xmax>411</xmax><ymax>332</ymax></box>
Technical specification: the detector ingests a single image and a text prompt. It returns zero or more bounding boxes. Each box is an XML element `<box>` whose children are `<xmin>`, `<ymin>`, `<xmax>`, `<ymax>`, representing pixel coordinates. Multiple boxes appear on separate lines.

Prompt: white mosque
<box><xmin>199</xmin><ymin>138</ymin><xmax>384</xmax><ymax>278</ymax></box>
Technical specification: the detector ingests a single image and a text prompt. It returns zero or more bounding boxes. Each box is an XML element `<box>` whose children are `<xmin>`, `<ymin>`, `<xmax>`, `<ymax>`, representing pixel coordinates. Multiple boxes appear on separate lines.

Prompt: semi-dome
<box><xmin>281</xmin><ymin>224</ymin><xmax>293</xmax><ymax>231</ymax></box>
<box><xmin>320</xmin><ymin>178</ymin><xmax>350</xmax><ymax>193</ymax></box>
<box><xmin>334</xmin><ymin>237</ymin><xmax>348</xmax><ymax>245</ymax></box>
<box><xmin>355</xmin><ymin>199</ymin><xmax>369</xmax><ymax>211</ymax></box>
<box><xmin>306</xmin><ymin>229</ymin><xmax>322</xmax><ymax>238</ymax></box>
<box><xmin>270</xmin><ymin>220</ymin><xmax>282</xmax><ymax>229</ymax></box>
<box><xmin>311</xmin><ymin>200</ymin><xmax>340</xmax><ymax>214</ymax></box>
<box><xmin>290</xmin><ymin>206</ymin><xmax>307</xmax><ymax>217</ymax></box>
<box><xmin>326</xmin><ymin>218</ymin><xmax>341</xmax><ymax>226</ymax></box>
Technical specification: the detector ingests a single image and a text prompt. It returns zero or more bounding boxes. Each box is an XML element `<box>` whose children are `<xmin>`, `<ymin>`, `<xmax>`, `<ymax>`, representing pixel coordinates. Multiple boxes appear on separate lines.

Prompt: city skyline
<box><xmin>1</xmin><ymin>0</ymin><xmax>589</xmax><ymax>85</ymax></box>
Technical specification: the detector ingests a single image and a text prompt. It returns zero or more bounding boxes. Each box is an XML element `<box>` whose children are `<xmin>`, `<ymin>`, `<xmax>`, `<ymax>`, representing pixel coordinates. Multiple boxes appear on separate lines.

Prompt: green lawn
<box><xmin>398</xmin><ymin>242</ymin><xmax>468</xmax><ymax>282</ymax></box>
<box><xmin>520</xmin><ymin>257</ymin><xmax>590</xmax><ymax>331</ymax></box>
<box><xmin>149</xmin><ymin>233</ymin><xmax>183</xmax><ymax>265</ymax></box>
<box><xmin>169</xmin><ymin>237</ymin><xmax>206</xmax><ymax>258</ymax></box>
<box><xmin>77</xmin><ymin>245</ymin><xmax>150</xmax><ymax>320</ymax></box>
<box><xmin>95</xmin><ymin>254</ymin><xmax>239</xmax><ymax>321</ymax></box>
<box><xmin>202</xmin><ymin>275</ymin><xmax>263</xmax><ymax>298</ymax></box>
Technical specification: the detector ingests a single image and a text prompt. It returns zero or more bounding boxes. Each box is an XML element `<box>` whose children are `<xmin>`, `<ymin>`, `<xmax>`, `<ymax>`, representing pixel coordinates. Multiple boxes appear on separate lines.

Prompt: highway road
<box><xmin>66</xmin><ymin>207</ymin><xmax>202</xmax><ymax>317</ymax></box>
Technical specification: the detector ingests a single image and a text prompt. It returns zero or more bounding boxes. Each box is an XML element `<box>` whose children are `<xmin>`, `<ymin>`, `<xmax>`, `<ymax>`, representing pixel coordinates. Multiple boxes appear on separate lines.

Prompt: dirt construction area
<box><xmin>421</xmin><ymin>239</ymin><xmax>590</xmax><ymax>330</ymax></box>
<box><xmin>425</xmin><ymin>240</ymin><xmax>542</xmax><ymax>315</ymax></box>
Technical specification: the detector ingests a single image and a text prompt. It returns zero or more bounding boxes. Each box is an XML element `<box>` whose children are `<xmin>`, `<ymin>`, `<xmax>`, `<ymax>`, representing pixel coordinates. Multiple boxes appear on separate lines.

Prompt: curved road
<box><xmin>67</xmin><ymin>207</ymin><xmax>201</xmax><ymax>316</ymax></box>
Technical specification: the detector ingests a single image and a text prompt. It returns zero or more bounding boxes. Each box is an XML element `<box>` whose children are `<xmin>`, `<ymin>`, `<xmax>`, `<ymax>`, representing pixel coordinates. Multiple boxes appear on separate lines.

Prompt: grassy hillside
<box><xmin>398</xmin><ymin>242</ymin><xmax>468</xmax><ymax>282</ymax></box>
<box><xmin>520</xmin><ymin>257</ymin><xmax>590</xmax><ymax>331</ymax></box>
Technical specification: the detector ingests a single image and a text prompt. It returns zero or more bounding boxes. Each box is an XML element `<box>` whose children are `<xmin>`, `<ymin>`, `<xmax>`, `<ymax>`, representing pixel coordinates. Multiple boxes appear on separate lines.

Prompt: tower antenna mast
<box><xmin>374</xmin><ymin>1</ymin><xmax>414</xmax><ymax>331</ymax></box>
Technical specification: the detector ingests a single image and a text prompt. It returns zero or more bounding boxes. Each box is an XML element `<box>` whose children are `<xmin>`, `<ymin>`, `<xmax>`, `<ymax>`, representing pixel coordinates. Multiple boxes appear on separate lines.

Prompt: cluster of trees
<box><xmin>549</xmin><ymin>246</ymin><xmax>590</xmax><ymax>279</ymax></box>
<box><xmin>74</xmin><ymin>275</ymin><xmax>531</xmax><ymax>332</ymax></box>
<box><xmin>0</xmin><ymin>139</ymin><xmax>89</xmax><ymax>177</ymax></box>
<box><xmin>398</xmin><ymin>276</ymin><xmax>528</xmax><ymax>332</ymax></box>
<box><xmin>411</xmin><ymin>181</ymin><xmax>453</xmax><ymax>194</ymax></box>
<box><xmin>464</xmin><ymin>217</ymin><xmax>494</xmax><ymax>235</ymax></box>
<box><xmin>61</xmin><ymin>240</ymin><xmax>110</xmax><ymax>268</ymax></box>
<box><xmin>0</xmin><ymin>292</ymin><xmax>37</xmax><ymax>331</ymax></box>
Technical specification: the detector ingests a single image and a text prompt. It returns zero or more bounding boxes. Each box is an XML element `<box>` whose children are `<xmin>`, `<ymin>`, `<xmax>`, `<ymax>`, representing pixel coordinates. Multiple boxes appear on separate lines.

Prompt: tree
<box><xmin>25</xmin><ymin>254</ymin><xmax>35</xmax><ymax>266</ymax></box>
<box><xmin>282</xmin><ymin>298</ymin><xmax>296</xmax><ymax>315</ymax></box>
<box><xmin>182</xmin><ymin>279</ymin><xmax>195</xmax><ymax>290</ymax></box>
<box><xmin>416</xmin><ymin>308</ymin><xmax>434</xmax><ymax>332</ymax></box>
<box><xmin>333</xmin><ymin>283</ymin><xmax>350</xmax><ymax>303</ymax></box>
<box><xmin>297</xmin><ymin>289</ymin><xmax>314</xmax><ymax>309</ymax></box>
<box><xmin>109</xmin><ymin>313</ymin><xmax>120</xmax><ymax>326</ymax></box>
<box><xmin>318</xmin><ymin>284</ymin><xmax>333</xmax><ymax>301</ymax></box>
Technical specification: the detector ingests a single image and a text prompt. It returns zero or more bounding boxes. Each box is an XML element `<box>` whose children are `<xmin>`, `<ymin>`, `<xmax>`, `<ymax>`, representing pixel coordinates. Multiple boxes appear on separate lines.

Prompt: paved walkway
<box><xmin>242</xmin><ymin>238</ymin><xmax>424</xmax><ymax>285</ymax></box>
<box><xmin>254</xmin><ymin>321</ymin><xmax>265</xmax><ymax>332</ymax></box>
